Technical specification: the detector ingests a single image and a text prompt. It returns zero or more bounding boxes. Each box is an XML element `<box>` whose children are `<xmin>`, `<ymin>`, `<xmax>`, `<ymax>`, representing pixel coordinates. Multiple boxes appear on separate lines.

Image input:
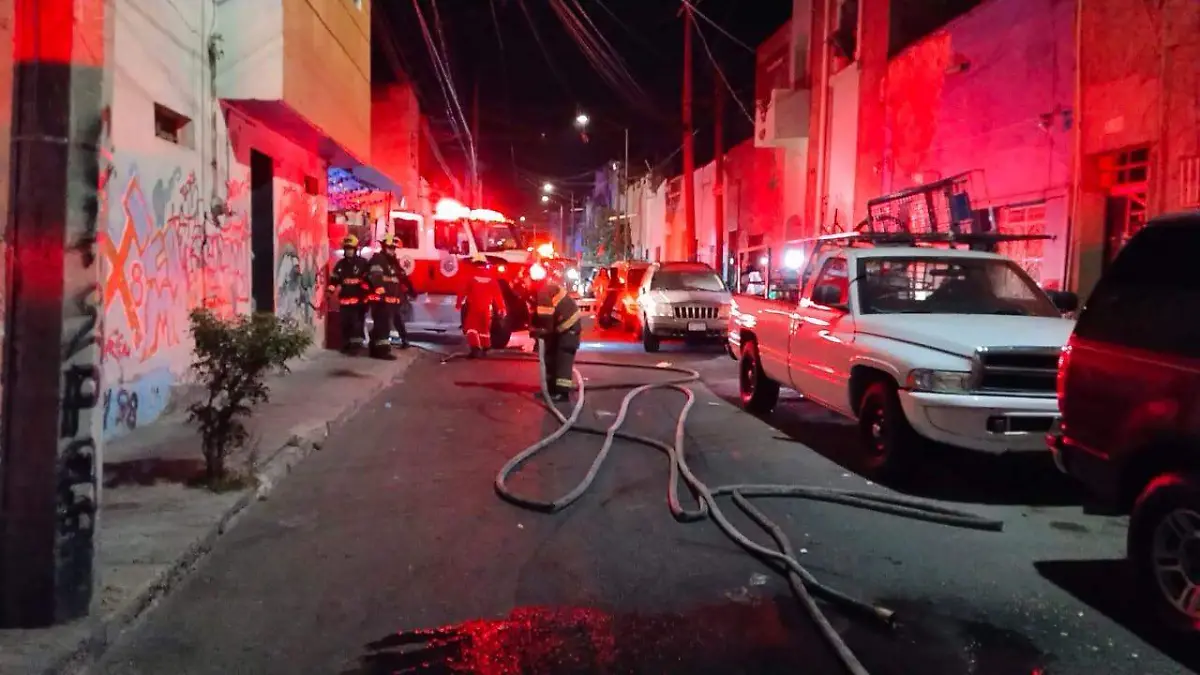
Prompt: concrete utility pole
<box><xmin>713</xmin><ymin>61</ymin><xmax>726</xmax><ymax>280</ymax></box>
<box><xmin>1</xmin><ymin>0</ymin><xmax>108</xmax><ymax>627</ymax></box>
<box><xmin>681</xmin><ymin>1</ymin><xmax>698</xmax><ymax>261</ymax></box>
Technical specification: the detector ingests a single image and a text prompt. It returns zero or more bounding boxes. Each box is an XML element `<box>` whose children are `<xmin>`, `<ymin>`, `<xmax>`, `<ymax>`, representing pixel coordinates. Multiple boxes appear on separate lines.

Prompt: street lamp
<box><xmin>541</xmin><ymin>195</ymin><xmax>550</xmax><ymax>203</ymax></box>
<box><xmin>542</xmin><ymin>182</ymin><xmax>554</xmax><ymax>194</ymax></box>
<box><xmin>519</xmin><ymin>216</ymin><xmax>526</xmax><ymax>222</ymax></box>
<box><xmin>575</xmin><ymin>113</ymin><xmax>589</xmax><ymax>128</ymax></box>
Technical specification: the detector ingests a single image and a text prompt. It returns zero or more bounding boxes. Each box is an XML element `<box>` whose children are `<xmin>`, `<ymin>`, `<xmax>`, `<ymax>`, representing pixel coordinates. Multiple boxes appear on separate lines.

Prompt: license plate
<box><xmin>687</xmin><ymin>321</ymin><xmax>707</xmax><ymax>332</ymax></box>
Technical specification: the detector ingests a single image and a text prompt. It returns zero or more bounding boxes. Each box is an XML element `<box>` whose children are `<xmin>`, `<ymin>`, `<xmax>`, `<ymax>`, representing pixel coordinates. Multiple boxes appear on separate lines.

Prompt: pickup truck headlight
<box><xmin>906</xmin><ymin>369</ymin><xmax>975</xmax><ymax>393</ymax></box>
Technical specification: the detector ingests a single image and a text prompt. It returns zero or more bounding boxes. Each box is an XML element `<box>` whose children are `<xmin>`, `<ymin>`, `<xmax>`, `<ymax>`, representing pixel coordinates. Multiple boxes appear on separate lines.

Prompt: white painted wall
<box><xmin>824</xmin><ymin>64</ymin><xmax>860</xmax><ymax>231</ymax></box>
<box><xmin>214</xmin><ymin>0</ymin><xmax>285</xmax><ymax>101</ymax></box>
<box><xmin>103</xmin><ymin>0</ymin><xmax>327</xmax><ymax>441</ymax></box>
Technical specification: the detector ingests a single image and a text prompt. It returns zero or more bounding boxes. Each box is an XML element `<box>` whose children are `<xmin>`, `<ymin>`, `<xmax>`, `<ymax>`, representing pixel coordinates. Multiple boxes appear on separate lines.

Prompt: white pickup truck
<box><xmin>727</xmin><ymin>244</ymin><xmax>1079</xmax><ymax>476</ymax></box>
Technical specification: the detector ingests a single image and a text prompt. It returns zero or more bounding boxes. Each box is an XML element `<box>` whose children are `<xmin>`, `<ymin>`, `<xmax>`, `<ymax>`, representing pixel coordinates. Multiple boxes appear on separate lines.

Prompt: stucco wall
<box><xmin>102</xmin><ymin>0</ymin><xmax>327</xmax><ymax>441</ymax></box>
<box><xmin>1073</xmin><ymin>0</ymin><xmax>1200</xmax><ymax>295</ymax></box>
<box><xmin>878</xmin><ymin>0</ymin><xmax>1075</xmax><ymax>287</ymax></box>
<box><xmin>282</xmin><ymin>0</ymin><xmax>371</xmax><ymax>162</ymax></box>
<box><xmin>214</xmin><ymin>0</ymin><xmax>284</xmax><ymax>101</ymax></box>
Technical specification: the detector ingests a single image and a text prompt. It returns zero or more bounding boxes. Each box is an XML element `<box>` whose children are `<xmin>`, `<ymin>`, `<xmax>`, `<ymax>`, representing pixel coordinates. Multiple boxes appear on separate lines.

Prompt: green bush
<box><xmin>187</xmin><ymin>309</ymin><xmax>312</xmax><ymax>487</ymax></box>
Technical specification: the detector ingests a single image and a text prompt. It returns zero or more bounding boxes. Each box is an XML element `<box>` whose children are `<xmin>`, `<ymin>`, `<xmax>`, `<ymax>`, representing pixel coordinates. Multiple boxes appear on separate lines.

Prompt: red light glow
<box><xmin>529</xmin><ymin>263</ymin><xmax>547</xmax><ymax>281</ymax></box>
<box><xmin>435</xmin><ymin>198</ymin><xmax>470</xmax><ymax>221</ymax></box>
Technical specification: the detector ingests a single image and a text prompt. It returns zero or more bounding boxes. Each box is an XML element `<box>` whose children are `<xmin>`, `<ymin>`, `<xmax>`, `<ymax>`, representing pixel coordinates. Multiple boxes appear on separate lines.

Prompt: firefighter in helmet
<box><xmin>366</xmin><ymin>235</ymin><xmax>406</xmax><ymax>360</ymax></box>
<box><xmin>531</xmin><ymin>276</ymin><xmax>582</xmax><ymax>402</ymax></box>
<box><xmin>328</xmin><ymin>234</ymin><xmax>370</xmax><ymax>354</ymax></box>
<box><xmin>456</xmin><ymin>253</ymin><xmax>507</xmax><ymax>358</ymax></box>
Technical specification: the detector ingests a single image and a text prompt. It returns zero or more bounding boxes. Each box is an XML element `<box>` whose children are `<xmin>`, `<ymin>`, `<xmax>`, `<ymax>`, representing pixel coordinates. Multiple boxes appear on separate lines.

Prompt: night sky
<box><xmin>373</xmin><ymin>1</ymin><xmax>793</xmax><ymax>217</ymax></box>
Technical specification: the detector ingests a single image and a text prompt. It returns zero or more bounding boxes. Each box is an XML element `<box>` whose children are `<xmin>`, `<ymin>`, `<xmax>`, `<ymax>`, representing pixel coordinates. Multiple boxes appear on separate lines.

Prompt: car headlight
<box><xmin>906</xmin><ymin>369</ymin><xmax>975</xmax><ymax>393</ymax></box>
<box><xmin>566</xmin><ymin>268</ymin><xmax>580</xmax><ymax>280</ymax></box>
<box><xmin>642</xmin><ymin>299</ymin><xmax>673</xmax><ymax>317</ymax></box>
<box><xmin>718</xmin><ymin>303</ymin><xmax>732</xmax><ymax>318</ymax></box>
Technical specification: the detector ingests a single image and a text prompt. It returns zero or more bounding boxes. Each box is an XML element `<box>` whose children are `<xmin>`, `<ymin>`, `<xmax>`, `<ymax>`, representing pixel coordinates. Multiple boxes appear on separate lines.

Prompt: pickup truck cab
<box><xmin>729</xmin><ymin>244</ymin><xmax>1078</xmax><ymax>475</ymax></box>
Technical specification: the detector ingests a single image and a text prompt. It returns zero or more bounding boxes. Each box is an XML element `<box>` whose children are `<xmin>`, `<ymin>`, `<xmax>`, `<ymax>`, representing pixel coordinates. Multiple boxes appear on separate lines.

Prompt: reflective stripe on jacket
<box><xmin>533</xmin><ymin>283</ymin><xmax>582</xmax><ymax>336</ymax></box>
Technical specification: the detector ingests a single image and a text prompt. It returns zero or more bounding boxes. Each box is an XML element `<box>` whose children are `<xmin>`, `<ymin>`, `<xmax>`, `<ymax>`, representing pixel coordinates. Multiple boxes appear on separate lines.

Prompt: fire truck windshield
<box><xmin>473</xmin><ymin>222</ymin><xmax>523</xmax><ymax>253</ymax></box>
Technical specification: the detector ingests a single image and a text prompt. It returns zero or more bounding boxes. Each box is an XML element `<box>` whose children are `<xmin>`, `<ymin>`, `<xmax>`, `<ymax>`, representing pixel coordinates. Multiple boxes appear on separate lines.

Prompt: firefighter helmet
<box><xmin>341</xmin><ymin>234</ymin><xmax>359</xmax><ymax>248</ymax></box>
<box><xmin>470</xmin><ymin>253</ymin><xmax>487</xmax><ymax>264</ymax></box>
<box><xmin>381</xmin><ymin>235</ymin><xmax>397</xmax><ymax>248</ymax></box>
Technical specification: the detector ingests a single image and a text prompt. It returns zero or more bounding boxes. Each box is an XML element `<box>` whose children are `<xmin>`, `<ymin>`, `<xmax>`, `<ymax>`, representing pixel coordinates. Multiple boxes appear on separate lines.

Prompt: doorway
<box><xmin>250</xmin><ymin>149</ymin><xmax>275</xmax><ymax>313</ymax></box>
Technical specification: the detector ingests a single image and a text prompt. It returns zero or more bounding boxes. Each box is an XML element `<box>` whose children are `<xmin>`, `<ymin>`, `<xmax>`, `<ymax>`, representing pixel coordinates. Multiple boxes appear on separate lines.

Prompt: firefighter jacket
<box><xmin>456</xmin><ymin>267</ymin><xmax>507</xmax><ymax>316</ymax></box>
<box><xmin>328</xmin><ymin>255</ymin><xmax>370</xmax><ymax>305</ymax></box>
<box><xmin>367</xmin><ymin>252</ymin><xmax>416</xmax><ymax>304</ymax></box>
<box><xmin>532</xmin><ymin>282</ymin><xmax>582</xmax><ymax>338</ymax></box>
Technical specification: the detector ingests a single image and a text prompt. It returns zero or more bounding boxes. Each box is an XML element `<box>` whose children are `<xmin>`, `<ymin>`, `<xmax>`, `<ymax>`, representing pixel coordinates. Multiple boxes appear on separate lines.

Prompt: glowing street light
<box><xmin>519</xmin><ymin>216</ymin><xmax>526</xmax><ymax>222</ymax></box>
<box><xmin>542</xmin><ymin>182</ymin><xmax>554</xmax><ymax>193</ymax></box>
<box><xmin>541</xmin><ymin>195</ymin><xmax>550</xmax><ymax>203</ymax></box>
<box><xmin>575</xmin><ymin>113</ymin><xmax>590</xmax><ymax>127</ymax></box>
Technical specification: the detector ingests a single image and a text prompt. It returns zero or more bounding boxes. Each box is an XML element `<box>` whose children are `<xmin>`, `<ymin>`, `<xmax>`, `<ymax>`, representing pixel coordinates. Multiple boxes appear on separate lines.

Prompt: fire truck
<box><xmin>378</xmin><ymin>198</ymin><xmax>537</xmax><ymax>348</ymax></box>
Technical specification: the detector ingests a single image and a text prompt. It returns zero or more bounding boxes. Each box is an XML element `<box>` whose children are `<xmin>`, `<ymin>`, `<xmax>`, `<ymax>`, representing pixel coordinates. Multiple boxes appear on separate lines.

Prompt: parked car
<box><xmin>1050</xmin><ymin>212</ymin><xmax>1200</xmax><ymax>634</ymax></box>
<box><xmin>730</xmin><ymin>241</ymin><xmax>1078</xmax><ymax>476</ymax></box>
<box><xmin>608</xmin><ymin>261</ymin><xmax>653</xmax><ymax>332</ymax></box>
<box><xmin>632</xmin><ymin>261</ymin><xmax>732</xmax><ymax>352</ymax></box>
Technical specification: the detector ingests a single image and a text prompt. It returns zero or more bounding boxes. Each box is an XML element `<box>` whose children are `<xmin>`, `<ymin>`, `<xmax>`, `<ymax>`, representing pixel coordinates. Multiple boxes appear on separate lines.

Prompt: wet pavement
<box><xmin>95</xmin><ymin>323</ymin><xmax>1194</xmax><ymax>675</ymax></box>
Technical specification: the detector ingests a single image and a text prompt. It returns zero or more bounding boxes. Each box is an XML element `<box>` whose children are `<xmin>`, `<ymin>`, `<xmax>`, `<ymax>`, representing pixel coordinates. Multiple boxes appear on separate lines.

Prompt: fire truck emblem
<box><xmin>398</xmin><ymin>255</ymin><xmax>415</xmax><ymax>276</ymax></box>
<box><xmin>439</xmin><ymin>253</ymin><xmax>459</xmax><ymax>278</ymax></box>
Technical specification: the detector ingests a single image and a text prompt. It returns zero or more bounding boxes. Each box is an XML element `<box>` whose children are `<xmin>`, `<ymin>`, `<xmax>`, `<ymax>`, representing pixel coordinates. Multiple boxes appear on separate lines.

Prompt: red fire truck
<box><xmin>377</xmin><ymin>198</ymin><xmax>537</xmax><ymax>348</ymax></box>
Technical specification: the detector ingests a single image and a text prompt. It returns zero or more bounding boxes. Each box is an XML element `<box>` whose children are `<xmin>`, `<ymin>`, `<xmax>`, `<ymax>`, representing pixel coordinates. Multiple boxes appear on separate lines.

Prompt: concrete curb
<box><xmin>48</xmin><ymin>354</ymin><xmax>417</xmax><ymax>675</ymax></box>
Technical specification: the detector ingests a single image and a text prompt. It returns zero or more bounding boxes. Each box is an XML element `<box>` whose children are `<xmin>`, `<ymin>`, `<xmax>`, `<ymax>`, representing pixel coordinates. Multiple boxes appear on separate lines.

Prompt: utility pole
<box><xmin>713</xmin><ymin>61</ymin><xmax>726</xmax><ymax>281</ymax></box>
<box><xmin>1</xmin><ymin>0</ymin><xmax>107</xmax><ymax>627</ymax></box>
<box><xmin>681</xmin><ymin>1</ymin><xmax>698</xmax><ymax>261</ymax></box>
<box><xmin>471</xmin><ymin>79</ymin><xmax>481</xmax><ymax>207</ymax></box>
<box><xmin>623</xmin><ymin>128</ymin><xmax>630</xmax><ymax>258</ymax></box>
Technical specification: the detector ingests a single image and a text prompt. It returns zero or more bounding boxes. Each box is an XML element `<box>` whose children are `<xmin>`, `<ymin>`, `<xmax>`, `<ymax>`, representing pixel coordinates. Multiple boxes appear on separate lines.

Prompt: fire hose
<box><xmin>439</xmin><ymin>341</ymin><xmax>1005</xmax><ymax>675</ymax></box>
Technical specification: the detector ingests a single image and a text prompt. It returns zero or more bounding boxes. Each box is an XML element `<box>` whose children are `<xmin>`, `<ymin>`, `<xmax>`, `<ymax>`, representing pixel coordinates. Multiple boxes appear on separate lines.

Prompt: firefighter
<box><xmin>390</xmin><ymin>257</ymin><xmax>417</xmax><ymax>349</ymax></box>
<box><xmin>327</xmin><ymin>234</ymin><xmax>370</xmax><ymax>354</ymax></box>
<box><xmin>456</xmin><ymin>253</ymin><xmax>507</xmax><ymax>358</ymax></box>
<box><xmin>366</xmin><ymin>236</ymin><xmax>405</xmax><ymax>360</ymax></box>
<box><xmin>531</xmin><ymin>278</ymin><xmax>582</xmax><ymax>402</ymax></box>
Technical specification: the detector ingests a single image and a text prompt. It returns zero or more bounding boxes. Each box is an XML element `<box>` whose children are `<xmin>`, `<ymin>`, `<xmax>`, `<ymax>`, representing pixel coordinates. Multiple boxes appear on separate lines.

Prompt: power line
<box><xmin>679</xmin><ymin>0</ymin><xmax>754</xmax><ymax>53</ymax></box>
<box><xmin>516</xmin><ymin>0</ymin><xmax>575</xmax><ymax>99</ymax></box>
<box><xmin>692</xmin><ymin>12</ymin><xmax>754</xmax><ymax>125</ymax></box>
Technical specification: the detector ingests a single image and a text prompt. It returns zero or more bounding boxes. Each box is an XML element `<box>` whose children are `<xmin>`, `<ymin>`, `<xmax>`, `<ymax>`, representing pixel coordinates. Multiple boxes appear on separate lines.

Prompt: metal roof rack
<box><xmin>800</xmin><ymin>230</ymin><xmax>1056</xmax><ymax>248</ymax></box>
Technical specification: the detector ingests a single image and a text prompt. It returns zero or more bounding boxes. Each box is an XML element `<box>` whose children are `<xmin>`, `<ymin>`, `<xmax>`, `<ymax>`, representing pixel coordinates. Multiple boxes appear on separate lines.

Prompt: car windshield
<box><xmin>473</xmin><ymin>222</ymin><xmax>522</xmax><ymax>252</ymax></box>
<box><xmin>856</xmin><ymin>256</ymin><xmax>1059</xmax><ymax>317</ymax></box>
<box><xmin>651</xmin><ymin>269</ymin><xmax>726</xmax><ymax>292</ymax></box>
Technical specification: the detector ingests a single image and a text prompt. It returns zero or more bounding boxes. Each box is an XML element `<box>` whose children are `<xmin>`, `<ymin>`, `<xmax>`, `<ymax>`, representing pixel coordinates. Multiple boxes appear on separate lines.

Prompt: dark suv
<box><xmin>1050</xmin><ymin>212</ymin><xmax>1200</xmax><ymax>633</ymax></box>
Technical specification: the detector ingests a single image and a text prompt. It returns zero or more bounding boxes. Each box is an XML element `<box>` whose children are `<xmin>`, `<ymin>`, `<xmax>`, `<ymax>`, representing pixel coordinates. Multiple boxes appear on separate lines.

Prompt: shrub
<box><xmin>187</xmin><ymin>309</ymin><xmax>312</xmax><ymax>487</ymax></box>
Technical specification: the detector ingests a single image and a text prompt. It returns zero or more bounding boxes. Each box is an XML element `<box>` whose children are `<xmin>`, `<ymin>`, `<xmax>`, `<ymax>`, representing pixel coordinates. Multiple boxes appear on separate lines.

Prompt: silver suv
<box><xmin>634</xmin><ymin>262</ymin><xmax>732</xmax><ymax>352</ymax></box>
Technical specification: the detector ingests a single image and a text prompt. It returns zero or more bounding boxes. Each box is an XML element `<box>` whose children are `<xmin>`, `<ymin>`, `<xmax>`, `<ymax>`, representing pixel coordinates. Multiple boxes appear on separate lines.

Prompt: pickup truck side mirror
<box><xmin>1046</xmin><ymin>290</ymin><xmax>1079</xmax><ymax>313</ymax></box>
<box><xmin>813</xmin><ymin>284</ymin><xmax>846</xmax><ymax>308</ymax></box>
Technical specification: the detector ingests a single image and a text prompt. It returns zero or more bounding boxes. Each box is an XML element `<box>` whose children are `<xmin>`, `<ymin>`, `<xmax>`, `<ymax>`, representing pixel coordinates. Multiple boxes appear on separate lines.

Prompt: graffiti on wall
<box><xmin>275</xmin><ymin>182</ymin><xmax>326</xmax><ymax>329</ymax></box>
<box><xmin>98</xmin><ymin>162</ymin><xmax>252</xmax><ymax>440</ymax></box>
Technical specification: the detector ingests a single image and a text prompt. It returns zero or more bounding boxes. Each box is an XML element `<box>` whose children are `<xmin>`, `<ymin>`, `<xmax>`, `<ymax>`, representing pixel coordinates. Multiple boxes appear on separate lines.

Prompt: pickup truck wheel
<box><xmin>1129</xmin><ymin>471</ymin><xmax>1200</xmax><ymax>634</ymax></box>
<box><xmin>642</xmin><ymin>320</ymin><xmax>661</xmax><ymax>352</ymax></box>
<box><xmin>738</xmin><ymin>341</ymin><xmax>779</xmax><ymax>415</ymax></box>
<box><xmin>857</xmin><ymin>381</ymin><xmax>917</xmax><ymax>477</ymax></box>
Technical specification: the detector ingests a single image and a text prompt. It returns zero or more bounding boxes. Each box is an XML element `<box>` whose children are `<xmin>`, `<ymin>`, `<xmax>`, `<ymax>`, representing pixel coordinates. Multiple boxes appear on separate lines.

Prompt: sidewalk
<box><xmin>0</xmin><ymin>347</ymin><xmax>419</xmax><ymax>675</ymax></box>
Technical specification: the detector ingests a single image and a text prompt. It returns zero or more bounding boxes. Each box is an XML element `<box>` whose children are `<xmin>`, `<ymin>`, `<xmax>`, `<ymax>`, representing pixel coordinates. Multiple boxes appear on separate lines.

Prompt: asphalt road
<box><xmin>96</xmin><ymin>319</ymin><xmax>1197</xmax><ymax>675</ymax></box>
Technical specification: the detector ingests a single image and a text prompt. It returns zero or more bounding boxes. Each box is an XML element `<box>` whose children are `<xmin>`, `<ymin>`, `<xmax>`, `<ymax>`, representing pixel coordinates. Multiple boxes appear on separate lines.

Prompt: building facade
<box><xmin>97</xmin><ymin>0</ymin><xmax>377</xmax><ymax>440</ymax></box>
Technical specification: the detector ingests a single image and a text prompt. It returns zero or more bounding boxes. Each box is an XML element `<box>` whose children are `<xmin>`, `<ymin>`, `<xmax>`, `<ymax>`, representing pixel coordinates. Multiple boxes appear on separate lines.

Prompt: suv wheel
<box><xmin>1129</xmin><ymin>471</ymin><xmax>1200</xmax><ymax>633</ymax></box>
<box><xmin>856</xmin><ymin>380</ymin><xmax>918</xmax><ymax>478</ymax></box>
<box><xmin>738</xmin><ymin>340</ymin><xmax>779</xmax><ymax>415</ymax></box>
<box><xmin>641</xmin><ymin>318</ymin><xmax>660</xmax><ymax>352</ymax></box>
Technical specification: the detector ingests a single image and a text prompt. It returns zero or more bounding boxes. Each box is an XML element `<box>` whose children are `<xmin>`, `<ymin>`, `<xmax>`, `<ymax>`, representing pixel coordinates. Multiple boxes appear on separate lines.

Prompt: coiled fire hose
<box><xmin>440</xmin><ymin>340</ymin><xmax>1005</xmax><ymax>675</ymax></box>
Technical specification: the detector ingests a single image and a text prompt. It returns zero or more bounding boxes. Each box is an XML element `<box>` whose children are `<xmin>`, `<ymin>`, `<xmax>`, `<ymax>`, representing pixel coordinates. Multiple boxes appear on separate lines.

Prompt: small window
<box><xmin>392</xmin><ymin>217</ymin><xmax>419</xmax><ymax>249</ymax></box>
<box><xmin>812</xmin><ymin>258</ymin><xmax>849</xmax><ymax>305</ymax></box>
<box><xmin>154</xmin><ymin>103</ymin><xmax>192</xmax><ymax>146</ymax></box>
<box><xmin>303</xmin><ymin>175</ymin><xmax>319</xmax><ymax>195</ymax></box>
<box><xmin>434</xmin><ymin>220</ymin><xmax>471</xmax><ymax>255</ymax></box>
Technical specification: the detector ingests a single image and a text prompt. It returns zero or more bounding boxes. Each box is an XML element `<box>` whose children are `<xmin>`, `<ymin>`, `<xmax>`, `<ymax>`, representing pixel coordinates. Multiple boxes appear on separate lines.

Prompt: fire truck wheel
<box><xmin>491</xmin><ymin>315</ymin><xmax>512</xmax><ymax>350</ymax></box>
